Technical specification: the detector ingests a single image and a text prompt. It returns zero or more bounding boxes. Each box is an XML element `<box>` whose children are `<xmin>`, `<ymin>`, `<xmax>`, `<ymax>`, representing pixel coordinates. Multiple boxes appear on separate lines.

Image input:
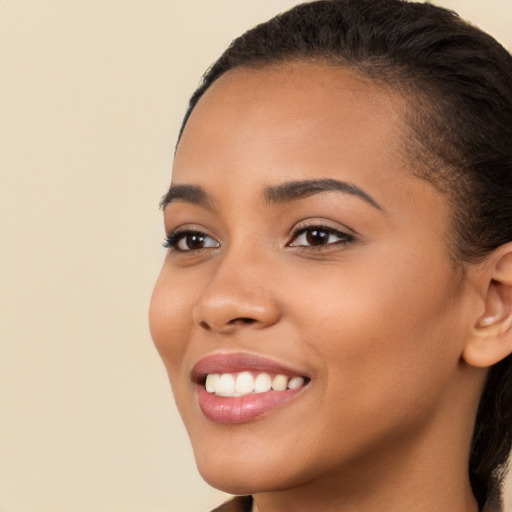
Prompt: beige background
<box><xmin>1</xmin><ymin>1</ymin><xmax>511</xmax><ymax>511</ymax></box>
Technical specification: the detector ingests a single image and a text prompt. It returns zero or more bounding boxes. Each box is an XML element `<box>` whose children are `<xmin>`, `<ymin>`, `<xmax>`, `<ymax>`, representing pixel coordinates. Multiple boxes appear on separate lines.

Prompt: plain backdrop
<box><xmin>1</xmin><ymin>1</ymin><xmax>511</xmax><ymax>511</ymax></box>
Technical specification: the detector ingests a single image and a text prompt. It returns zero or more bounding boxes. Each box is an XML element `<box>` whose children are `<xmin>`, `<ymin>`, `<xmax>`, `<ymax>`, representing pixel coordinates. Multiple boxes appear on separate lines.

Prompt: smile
<box><xmin>205</xmin><ymin>372</ymin><xmax>306</xmax><ymax>397</ymax></box>
<box><xmin>192</xmin><ymin>353</ymin><xmax>310</xmax><ymax>423</ymax></box>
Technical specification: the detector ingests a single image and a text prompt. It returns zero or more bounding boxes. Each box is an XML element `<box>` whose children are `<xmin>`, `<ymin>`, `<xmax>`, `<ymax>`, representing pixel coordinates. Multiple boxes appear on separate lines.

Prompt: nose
<box><xmin>192</xmin><ymin>251</ymin><xmax>281</xmax><ymax>334</ymax></box>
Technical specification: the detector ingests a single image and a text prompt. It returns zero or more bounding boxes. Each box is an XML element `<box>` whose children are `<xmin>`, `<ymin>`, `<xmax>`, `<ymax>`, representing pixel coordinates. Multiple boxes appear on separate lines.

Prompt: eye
<box><xmin>288</xmin><ymin>226</ymin><xmax>354</xmax><ymax>248</ymax></box>
<box><xmin>164</xmin><ymin>230</ymin><xmax>220</xmax><ymax>252</ymax></box>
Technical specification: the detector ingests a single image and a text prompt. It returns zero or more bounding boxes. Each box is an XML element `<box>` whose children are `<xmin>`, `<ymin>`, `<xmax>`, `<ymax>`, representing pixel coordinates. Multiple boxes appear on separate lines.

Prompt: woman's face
<box><xmin>150</xmin><ymin>63</ymin><xmax>476</xmax><ymax>494</ymax></box>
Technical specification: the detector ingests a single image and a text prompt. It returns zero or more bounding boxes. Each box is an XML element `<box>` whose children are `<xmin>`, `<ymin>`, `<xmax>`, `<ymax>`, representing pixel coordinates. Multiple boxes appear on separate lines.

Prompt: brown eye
<box><xmin>305</xmin><ymin>229</ymin><xmax>331</xmax><ymax>246</ymax></box>
<box><xmin>182</xmin><ymin>233</ymin><xmax>207</xmax><ymax>250</ymax></box>
<box><xmin>289</xmin><ymin>226</ymin><xmax>354</xmax><ymax>248</ymax></box>
<box><xmin>164</xmin><ymin>230</ymin><xmax>220</xmax><ymax>252</ymax></box>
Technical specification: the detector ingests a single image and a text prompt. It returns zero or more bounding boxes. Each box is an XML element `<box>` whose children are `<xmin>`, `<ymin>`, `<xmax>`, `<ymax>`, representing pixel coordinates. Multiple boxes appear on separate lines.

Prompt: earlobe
<box><xmin>463</xmin><ymin>247</ymin><xmax>512</xmax><ymax>368</ymax></box>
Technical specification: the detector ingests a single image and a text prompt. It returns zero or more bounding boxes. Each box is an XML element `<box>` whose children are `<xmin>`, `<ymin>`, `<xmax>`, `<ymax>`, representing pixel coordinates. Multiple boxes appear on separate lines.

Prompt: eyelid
<box><xmin>287</xmin><ymin>222</ymin><xmax>356</xmax><ymax>248</ymax></box>
<box><xmin>290</xmin><ymin>218</ymin><xmax>358</xmax><ymax>235</ymax></box>
<box><xmin>163</xmin><ymin>225</ymin><xmax>220</xmax><ymax>252</ymax></box>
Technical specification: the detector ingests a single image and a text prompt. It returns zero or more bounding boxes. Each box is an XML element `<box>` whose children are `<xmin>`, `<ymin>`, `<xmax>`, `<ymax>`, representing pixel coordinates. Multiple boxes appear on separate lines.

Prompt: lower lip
<box><xmin>197</xmin><ymin>385</ymin><xmax>305</xmax><ymax>424</ymax></box>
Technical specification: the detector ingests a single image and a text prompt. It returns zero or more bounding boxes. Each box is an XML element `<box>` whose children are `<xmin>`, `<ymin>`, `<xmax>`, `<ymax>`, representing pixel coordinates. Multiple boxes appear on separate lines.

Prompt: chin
<box><xmin>190</xmin><ymin>433</ymin><xmax>303</xmax><ymax>495</ymax></box>
<box><xmin>198</xmin><ymin>467</ymin><xmax>258</xmax><ymax>496</ymax></box>
<box><xmin>196</xmin><ymin>461</ymin><xmax>296</xmax><ymax>496</ymax></box>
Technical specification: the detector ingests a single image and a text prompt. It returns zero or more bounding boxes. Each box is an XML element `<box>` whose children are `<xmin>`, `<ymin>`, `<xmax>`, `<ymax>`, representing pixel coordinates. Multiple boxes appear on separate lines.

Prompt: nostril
<box><xmin>197</xmin><ymin>317</ymin><xmax>256</xmax><ymax>331</ymax></box>
<box><xmin>229</xmin><ymin>317</ymin><xmax>256</xmax><ymax>325</ymax></box>
<box><xmin>199</xmin><ymin>321</ymin><xmax>211</xmax><ymax>330</ymax></box>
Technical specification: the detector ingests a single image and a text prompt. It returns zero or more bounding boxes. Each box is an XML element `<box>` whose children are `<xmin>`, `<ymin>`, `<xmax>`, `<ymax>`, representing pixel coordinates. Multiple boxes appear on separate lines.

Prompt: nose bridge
<box><xmin>193</xmin><ymin>239</ymin><xmax>280</xmax><ymax>333</ymax></box>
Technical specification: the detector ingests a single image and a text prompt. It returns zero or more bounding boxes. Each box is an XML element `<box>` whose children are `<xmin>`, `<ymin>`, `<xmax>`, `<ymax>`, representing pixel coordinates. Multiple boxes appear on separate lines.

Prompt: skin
<box><xmin>149</xmin><ymin>62</ymin><xmax>494</xmax><ymax>512</ymax></box>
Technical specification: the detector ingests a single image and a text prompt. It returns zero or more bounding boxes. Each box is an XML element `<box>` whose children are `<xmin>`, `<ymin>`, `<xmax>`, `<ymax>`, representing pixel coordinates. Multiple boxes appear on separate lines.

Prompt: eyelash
<box><xmin>288</xmin><ymin>225</ymin><xmax>355</xmax><ymax>249</ymax></box>
<box><xmin>163</xmin><ymin>225</ymin><xmax>354</xmax><ymax>252</ymax></box>
<box><xmin>163</xmin><ymin>229</ymin><xmax>220</xmax><ymax>251</ymax></box>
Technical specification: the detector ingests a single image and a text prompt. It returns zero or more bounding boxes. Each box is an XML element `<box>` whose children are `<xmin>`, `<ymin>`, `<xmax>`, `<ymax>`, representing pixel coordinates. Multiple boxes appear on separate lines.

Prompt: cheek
<box><xmin>288</xmin><ymin>251</ymin><xmax>463</xmax><ymax>402</ymax></box>
<box><xmin>149</xmin><ymin>268</ymin><xmax>195</xmax><ymax>370</ymax></box>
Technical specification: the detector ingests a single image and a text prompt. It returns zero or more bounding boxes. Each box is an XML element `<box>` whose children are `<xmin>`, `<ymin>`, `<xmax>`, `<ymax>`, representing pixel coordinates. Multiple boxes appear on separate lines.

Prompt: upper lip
<box><xmin>191</xmin><ymin>352</ymin><xmax>310</xmax><ymax>383</ymax></box>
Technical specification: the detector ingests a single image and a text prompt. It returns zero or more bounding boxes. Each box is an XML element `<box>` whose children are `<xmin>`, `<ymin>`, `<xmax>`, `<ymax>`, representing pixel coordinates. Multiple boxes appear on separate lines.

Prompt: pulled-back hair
<box><xmin>177</xmin><ymin>1</ymin><xmax>512</xmax><ymax>508</ymax></box>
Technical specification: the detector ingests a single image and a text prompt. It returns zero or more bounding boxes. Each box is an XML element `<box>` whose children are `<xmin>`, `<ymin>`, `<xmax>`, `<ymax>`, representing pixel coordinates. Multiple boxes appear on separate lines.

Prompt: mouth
<box><xmin>204</xmin><ymin>371</ymin><xmax>307</xmax><ymax>397</ymax></box>
<box><xmin>192</xmin><ymin>353</ymin><xmax>310</xmax><ymax>424</ymax></box>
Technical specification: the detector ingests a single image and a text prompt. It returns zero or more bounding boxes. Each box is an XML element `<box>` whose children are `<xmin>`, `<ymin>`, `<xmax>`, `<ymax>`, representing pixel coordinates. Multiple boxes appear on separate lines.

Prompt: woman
<box><xmin>149</xmin><ymin>1</ymin><xmax>512</xmax><ymax>511</ymax></box>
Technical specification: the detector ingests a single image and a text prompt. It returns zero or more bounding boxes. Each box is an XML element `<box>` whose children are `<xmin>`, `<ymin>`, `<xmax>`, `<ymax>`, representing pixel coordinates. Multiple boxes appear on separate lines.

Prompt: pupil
<box><xmin>306</xmin><ymin>229</ymin><xmax>329</xmax><ymax>245</ymax></box>
<box><xmin>187</xmin><ymin>234</ymin><xmax>204</xmax><ymax>249</ymax></box>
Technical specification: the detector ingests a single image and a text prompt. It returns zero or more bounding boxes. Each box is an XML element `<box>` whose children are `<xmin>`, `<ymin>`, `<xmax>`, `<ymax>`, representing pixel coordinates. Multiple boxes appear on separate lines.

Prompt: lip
<box><xmin>192</xmin><ymin>352</ymin><xmax>309</xmax><ymax>381</ymax></box>
<box><xmin>192</xmin><ymin>352</ymin><xmax>310</xmax><ymax>424</ymax></box>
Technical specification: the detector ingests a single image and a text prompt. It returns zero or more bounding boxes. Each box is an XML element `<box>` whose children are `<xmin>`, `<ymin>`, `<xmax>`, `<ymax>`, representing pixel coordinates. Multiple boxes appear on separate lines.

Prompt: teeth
<box><xmin>235</xmin><ymin>372</ymin><xmax>254</xmax><ymax>394</ymax></box>
<box><xmin>288</xmin><ymin>376</ymin><xmax>305</xmax><ymax>390</ymax></box>
<box><xmin>204</xmin><ymin>372</ymin><xmax>306</xmax><ymax>397</ymax></box>
<box><xmin>254</xmin><ymin>372</ymin><xmax>272</xmax><ymax>393</ymax></box>
<box><xmin>217</xmin><ymin>373</ymin><xmax>235</xmax><ymax>396</ymax></box>
<box><xmin>205</xmin><ymin>373</ymin><xmax>220</xmax><ymax>393</ymax></box>
<box><xmin>271</xmin><ymin>374</ymin><xmax>288</xmax><ymax>391</ymax></box>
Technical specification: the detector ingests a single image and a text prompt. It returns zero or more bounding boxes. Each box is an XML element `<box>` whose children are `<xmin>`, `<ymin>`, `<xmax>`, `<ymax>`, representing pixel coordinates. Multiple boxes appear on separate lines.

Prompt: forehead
<box><xmin>173</xmin><ymin>62</ymin><xmax>410</xmax><ymax>187</ymax></box>
<box><xmin>194</xmin><ymin>61</ymin><xmax>402</xmax><ymax>117</ymax></box>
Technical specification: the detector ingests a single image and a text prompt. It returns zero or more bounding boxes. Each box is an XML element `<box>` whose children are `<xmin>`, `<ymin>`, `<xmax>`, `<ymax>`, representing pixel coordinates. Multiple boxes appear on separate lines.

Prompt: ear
<box><xmin>463</xmin><ymin>243</ymin><xmax>512</xmax><ymax>368</ymax></box>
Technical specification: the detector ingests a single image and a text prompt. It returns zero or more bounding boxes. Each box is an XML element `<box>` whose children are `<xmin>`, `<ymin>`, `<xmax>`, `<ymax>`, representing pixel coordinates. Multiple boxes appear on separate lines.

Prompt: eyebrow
<box><xmin>264</xmin><ymin>178</ymin><xmax>382</xmax><ymax>210</ymax></box>
<box><xmin>160</xmin><ymin>184</ymin><xmax>215</xmax><ymax>210</ymax></box>
<box><xmin>160</xmin><ymin>178</ymin><xmax>382</xmax><ymax>211</ymax></box>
